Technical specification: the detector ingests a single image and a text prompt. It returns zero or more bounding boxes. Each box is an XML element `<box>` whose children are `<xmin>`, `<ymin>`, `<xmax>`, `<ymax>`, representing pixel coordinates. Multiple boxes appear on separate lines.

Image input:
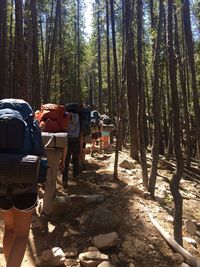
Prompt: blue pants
<box><xmin>62</xmin><ymin>138</ymin><xmax>80</xmax><ymax>183</ymax></box>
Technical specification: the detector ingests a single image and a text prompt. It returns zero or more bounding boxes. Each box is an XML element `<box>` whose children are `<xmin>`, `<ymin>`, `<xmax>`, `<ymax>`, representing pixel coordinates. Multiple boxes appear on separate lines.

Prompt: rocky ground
<box><xmin>0</xmin><ymin>145</ymin><xmax>200</xmax><ymax>267</ymax></box>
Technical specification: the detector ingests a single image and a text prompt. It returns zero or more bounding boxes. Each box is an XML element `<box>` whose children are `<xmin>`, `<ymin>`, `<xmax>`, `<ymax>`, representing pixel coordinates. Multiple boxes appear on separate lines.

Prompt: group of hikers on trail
<box><xmin>0</xmin><ymin>98</ymin><xmax>114</xmax><ymax>267</ymax></box>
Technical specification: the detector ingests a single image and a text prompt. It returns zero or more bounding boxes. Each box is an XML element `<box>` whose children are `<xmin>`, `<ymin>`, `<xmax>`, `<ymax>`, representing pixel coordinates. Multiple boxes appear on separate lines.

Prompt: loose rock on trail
<box><xmin>0</xmin><ymin>146</ymin><xmax>199</xmax><ymax>267</ymax></box>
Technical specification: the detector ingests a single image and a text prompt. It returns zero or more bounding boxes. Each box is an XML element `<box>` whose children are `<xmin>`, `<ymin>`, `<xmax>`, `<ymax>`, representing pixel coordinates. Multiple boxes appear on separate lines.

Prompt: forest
<box><xmin>0</xmin><ymin>0</ymin><xmax>200</xmax><ymax>258</ymax></box>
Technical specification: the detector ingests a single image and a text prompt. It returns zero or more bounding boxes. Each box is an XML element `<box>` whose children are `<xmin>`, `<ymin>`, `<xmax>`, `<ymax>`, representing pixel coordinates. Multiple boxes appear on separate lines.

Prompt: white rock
<box><xmin>79</xmin><ymin>251</ymin><xmax>109</xmax><ymax>267</ymax></box>
<box><xmin>92</xmin><ymin>232</ymin><xmax>119</xmax><ymax>249</ymax></box>
<box><xmin>125</xmin><ymin>169</ymin><xmax>133</xmax><ymax>175</ymax></box>
<box><xmin>180</xmin><ymin>263</ymin><xmax>190</xmax><ymax>267</ymax></box>
<box><xmin>119</xmin><ymin>160</ymin><xmax>136</xmax><ymax>169</ymax></box>
<box><xmin>48</xmin><ymin>222</ymin><xmax>55</xmax><ymax>233</ymax></box>
<box><xmin>98</xmin><ymin>261</ymin><xmax>113</xmax><ymax>267</ymax></box>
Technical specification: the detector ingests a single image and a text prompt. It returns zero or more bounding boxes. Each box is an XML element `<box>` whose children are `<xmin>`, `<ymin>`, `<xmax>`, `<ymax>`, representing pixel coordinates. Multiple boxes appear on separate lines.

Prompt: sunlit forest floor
<box><xmin>0</xmin><ymin>145</ymin><xmax>199</xmax><ymax>266</ymax></box>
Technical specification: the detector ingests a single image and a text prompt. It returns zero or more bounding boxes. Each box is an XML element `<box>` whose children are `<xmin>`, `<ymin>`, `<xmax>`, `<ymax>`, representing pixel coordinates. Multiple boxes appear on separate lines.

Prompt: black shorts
<box><xmin>0</xmin><ymin>193</ymin><xmax>38</xmax><ymax>211</ymax></box>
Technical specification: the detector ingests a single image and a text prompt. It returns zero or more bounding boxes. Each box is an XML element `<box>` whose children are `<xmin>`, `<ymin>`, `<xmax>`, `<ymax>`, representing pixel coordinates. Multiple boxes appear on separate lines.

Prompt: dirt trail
<box><xmin>0</xmin><ymin>148</ymin><xmax>199</xmax><ymax>266</ymax></box>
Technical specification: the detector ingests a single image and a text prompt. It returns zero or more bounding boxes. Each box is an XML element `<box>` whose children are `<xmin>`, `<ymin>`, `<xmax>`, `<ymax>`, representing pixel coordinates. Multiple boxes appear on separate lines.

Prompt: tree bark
<box><xmin>148</xmin><ymin>0</ymin><xmax>164</xmax><ymax>197</ymax></box>
<box><xmin>77</xmin><ymin>0</ymin><xmax>81</xmax><ymax>102</ymax></box>
<box><xmin>125</xmin><ymin>0</ymin><xmax>139</xmax><ymax>160</ymax></box>
<box><xmin>110</xmin><ymin>0</ymin><xmax>122</xmax><ymax>179</ymax></box>
<box><xmin>174</xmin><ymin>5</ymin><xmax>191</xmax><ymax>167</ymax></box>
<box><xmin>8</xmin><ymin>0</ymin><xmax>14</xmax><ymax>96</ymax></box>
<box><xmin>167</xmin><ymin>0</ymin><xmax>184</xmax><ymax>245</ymax></box>
<box><xmin>30</xmin><ymin>0</ymin><xmax>41</xmax><ymax>110</ymax></box>
<box><xmin>14</xmin><ymin>0</ymin><xmax>27</xmax><ymax>100</ymax></box>
<box><xmin>46</xmin><ymin>0</ymin><xmax>60</xmax><ymax>103</ymax></box>
<box><xmin>24</xmin><ymin>0</ymin><xmax>33</xmax><ymax>105</ymax></box>
<box><xmin>106</xmin><ymin>0</ymin><xmax>112</xmax><ymax>118</ymax></box>
<box><xmin>43</xmin><ymin>0</ymin><xmax>58</xmax><ymax>103</ymax></box>
<box><xmin>97</xmin><ymin>0</ymin><xmax>103</xmax><ymax>112</ymax></box>
<box><xmin>137</xmin><ymin>0</ymin><xmax>148</xmax><ymax>189</ymax></box>
<box><xmin>182</xmin><ymin>0</ymin><xmax>200</xmax><ymax>165</ymax></box>
<box><xmin>0</xmin><ymin>0</ymin><xmax>8</xmax><ymax>98</ymax></box>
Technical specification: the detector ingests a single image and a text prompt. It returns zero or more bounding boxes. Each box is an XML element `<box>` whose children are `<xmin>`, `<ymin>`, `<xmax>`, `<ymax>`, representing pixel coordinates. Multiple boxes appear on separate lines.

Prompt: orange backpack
<box><xmin>35</xmin><ymin>104</ymin><xmax>70</xmax><ymax>133</ymax></box>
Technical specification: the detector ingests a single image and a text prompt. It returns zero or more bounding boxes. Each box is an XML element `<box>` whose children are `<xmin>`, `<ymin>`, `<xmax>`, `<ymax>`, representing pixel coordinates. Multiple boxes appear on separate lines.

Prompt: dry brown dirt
<box><xmin>0</xmin><ymin>146</ymin><xmax>200</xmax><ymax>267</ymax></box>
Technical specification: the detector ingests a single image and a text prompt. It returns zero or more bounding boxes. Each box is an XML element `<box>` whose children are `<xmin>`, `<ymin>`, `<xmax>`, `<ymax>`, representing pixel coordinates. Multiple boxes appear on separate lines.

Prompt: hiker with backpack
<box><xmin>62</xmin><ymin>103</ymin><xmax>82</xmax><ymax>188</ymax></box>
<box><xmin>100</xmin><ymin>114</ymin><xmax>113</xmax><ymax>151</ymax></box>
<box><xmin>90</xmin><ymin>108</ymin><xmax>101</xmax><ymax>156</ymax></box>
<box><xmin>0</xmin><ymin>99</ymin><xmax>46</xmax><ymax>267</ymax></box>
<box><xmin>35</xmin><ymin>103</ymin><xmax>69</xmax><ymax>217</ymax></box>
<box><xmin>79</xmin><ymin>103</ymin><xmax>91</xmax><ymax>169</ymax></box>
<box><xmin>35</xmin><ymin>103</ymin><xmax>69</xmax><ymax>174</ymax></box>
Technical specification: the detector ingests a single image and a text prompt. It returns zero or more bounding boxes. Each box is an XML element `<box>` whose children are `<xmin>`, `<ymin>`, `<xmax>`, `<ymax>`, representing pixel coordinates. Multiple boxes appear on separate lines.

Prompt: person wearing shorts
<box><xmin>0</xmin><ymin>185</ymin><xmax>38</xmax><ymax>267</ymax></box>
<box><xmin>101</xmin><ymin>130</ymin><xmax>110</xmax><ymax>150</ymax></box>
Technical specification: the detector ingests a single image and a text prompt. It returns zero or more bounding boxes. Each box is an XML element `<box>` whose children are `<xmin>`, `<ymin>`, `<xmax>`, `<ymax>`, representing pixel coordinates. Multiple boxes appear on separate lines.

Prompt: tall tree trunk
<box><xmin>143</xmin><ymin>45</ymin><xmax>151</xmax><ymax>146</ymax></box>
<box><xmin>73</xmin><ymin>19</ymin><xmax>77</xmax><ymax>100</ymax></box>
<box><xmin>59</xmin><ymin>2</ymin><xmax>64</xmax><ymax>104</ymax></box>
<box><xmin>77</xmin><ymin>0</ymin><xmax>81</xmax><ymax>102</ymax></box>
<box><xmin>125</xmin><ymin>0</ymin><xmax>139</xmax><ymax>160</ymax></box>
<box><xmin>182</xmin><ymin>0</ymin><xmax>200</xmax><ymax>165</ymax></box>
<box><xmin>160</xmin><ymin>77</ymin><xmax>168</xmax><ymax>149</ymax></box>
<box><xmin>121</xmin><ymin>0</ymin><xmax>128</xmax><ymax>148</ymax></box>
<box><xmin>14</xmin><ymin>0</ymin><xmax>27</xmax><ymax>100</ymax></box>
<box><xmin>43</xmin><ymin>0</ymin><xmax>56</xmax><ymax>103</ymax></box>
<box><xmin>174</xmin><ymin>5</ymin><xmax>191</xmax><ymax>167</ymax></box>
<box><xmin>150</xmin><ymin>0</ymin><xmax>155</xmax><ymax>30</ymax></box>
<box><xmin>44</xmin><ymin>0</ymin><xmax>60</xmax><ymax>103</ymax></box>
<box><xmin>163</xmin><ymin>8</ymin><xmax>172</xmax><ymax>159</ymax></box>
<box><xmin>30</xmin><ymin>0</ymin><xmax>40</xmax><ymax>110</ymax></box>
<box><xmin>167</xmin><ymin>0</ymin><xmax>184</xmax><ymax>246</ymax></box>
<box><xmin>96</xmin><ymin>0</ymin><xmax>103</xmax><ymax>112</ymax></box>
<box><xmin>110</xmin><ymin>0</ymin><xmax>121</xmax><ymax>179</ymax></box>
<box><xmin>24</xmin><ymin>0</ymin><xmax>33</xmax><ymax>105</ymax></box>
<box><xmin>39</xmin><ymin>16</ymin><xmax>45</xmax><ymax>100</ymax></box>
<box><xmin>137</xmin><ymin>0</ymin><xmax>148</xmax><ymax>188</ymax></box>
<box><xmin>106</xmin><ymin>0</ymin><xmax>112</xmax><ymax>118</ymax></box>
<box><xmin>8</xmin><ymin>0</ymin><xmax>14</xmax><ymax>96</ymax></box>
<box><xmin>0</xmin><ymin>0</ymin><xmax>8</xmax><ymax>98</ymax></box>
<box><xmin>110</xmin><ymin>0</ymin><xmax>119</xmax><ymax>112</ymax></box>
<box><xmin>148</xmin><ymin>0</ymin><xmax>164</xmax><ymax>198</ymax></box>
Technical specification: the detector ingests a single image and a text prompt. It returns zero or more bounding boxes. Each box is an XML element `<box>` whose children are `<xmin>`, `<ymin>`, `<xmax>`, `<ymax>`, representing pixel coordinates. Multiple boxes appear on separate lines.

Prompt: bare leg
<box><xmin>104</xmin><ymin>136</ymin><xmax>109</xmax><ymax>149</ymax></box>
<box><xmin>99</xmin><ymin>137</ymin><xmax>103</xmax><ymax>152</ymax></box>
<box><xmin>4</xmin><ymin>209</ymin><xmax>33</xmax><ymax>267</ymax></box>
<box><xmin>91</xmin><ymin>139</ymin><xmax>95</xmax><ymax>156</ymax></box>
<box><xmin>2</xmin><ymin>210</ymin><xmax>14</xmax><ymax>261</ymax></box>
